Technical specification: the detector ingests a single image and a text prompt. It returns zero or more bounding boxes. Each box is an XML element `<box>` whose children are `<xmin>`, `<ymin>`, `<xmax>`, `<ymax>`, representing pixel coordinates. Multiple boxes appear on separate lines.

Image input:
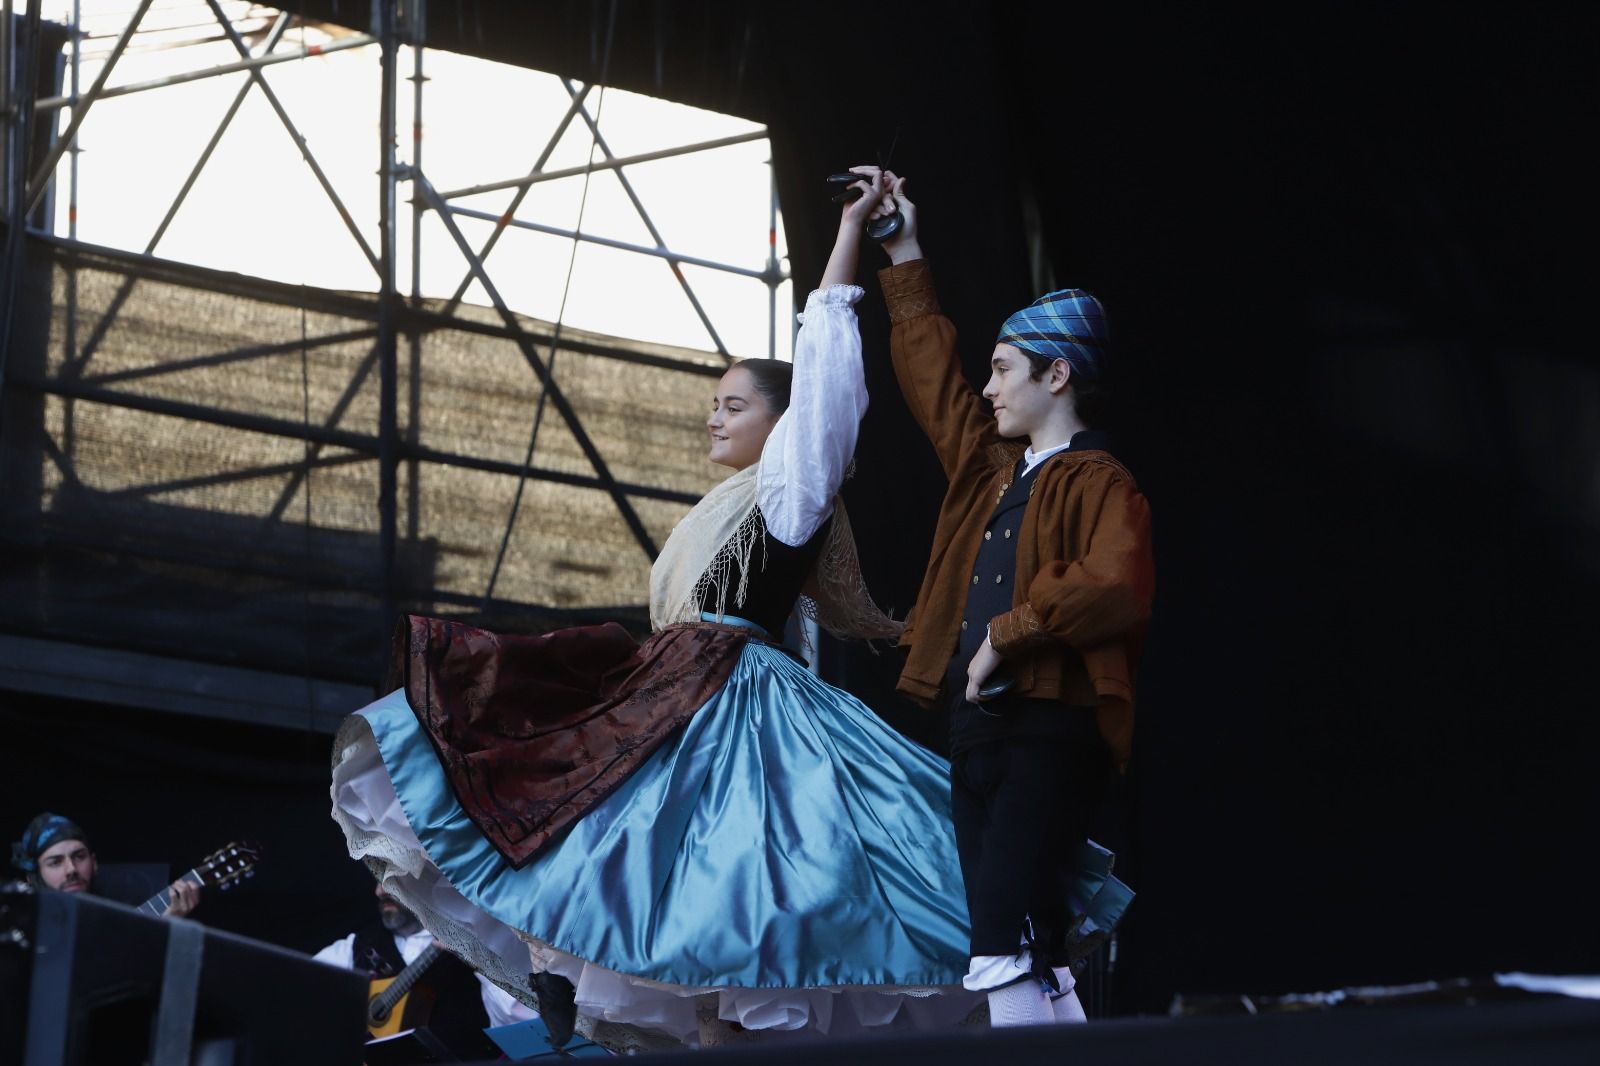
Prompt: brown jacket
<box><xmin>880</xmin><ymin>259</ymin><xmax>1154</xmax><ymax>766</ymax></box>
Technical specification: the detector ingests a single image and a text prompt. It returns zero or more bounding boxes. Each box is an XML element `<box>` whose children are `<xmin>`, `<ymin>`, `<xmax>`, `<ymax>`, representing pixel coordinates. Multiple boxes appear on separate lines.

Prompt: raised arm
<box><xmin>757</xmin><ymin>171</ymin><xmax>888</xmax><ymax>546</ymax></box>
<box><xmin>875</xmin><ymin>174</ymin><xmax>1000</xmax><ymax>479</ymax></box>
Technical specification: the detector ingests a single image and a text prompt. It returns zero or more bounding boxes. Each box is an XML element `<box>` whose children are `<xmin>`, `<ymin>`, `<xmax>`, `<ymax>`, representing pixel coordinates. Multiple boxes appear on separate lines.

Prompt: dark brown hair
<box><xmin>730</xmin><ymin>358</ymin><xmax>793</xmax><ymax>417</ymax></box>
<box><xmin>1021</xmin><ymin>352</ymin><xmax>1111</xmax><ymax>429</ymax></box>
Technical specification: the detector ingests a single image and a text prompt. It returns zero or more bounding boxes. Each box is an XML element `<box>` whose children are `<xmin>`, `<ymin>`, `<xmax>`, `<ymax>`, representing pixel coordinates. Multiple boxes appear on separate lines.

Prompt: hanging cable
<box><xmin>299</xmin><ymin>294</ymin><xmax>317</xmax><ymax>733</ymax></box>
<box><xmin>479</xmin><ymin>0</ymin><xmax>618</xmax><ymax>612</ymax></box>
<box><xmin>296</xmin><ymin>15</ymin><xmax>316</xmax><ymax>735</ymax></box>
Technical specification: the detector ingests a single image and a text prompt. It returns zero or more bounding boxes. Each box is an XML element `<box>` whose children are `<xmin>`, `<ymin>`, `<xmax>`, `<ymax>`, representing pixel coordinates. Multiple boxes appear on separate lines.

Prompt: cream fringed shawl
<box><xmin>649</xmin><ymin>463</ymin><xmax>902</xmax><ymax>643</ymax></box>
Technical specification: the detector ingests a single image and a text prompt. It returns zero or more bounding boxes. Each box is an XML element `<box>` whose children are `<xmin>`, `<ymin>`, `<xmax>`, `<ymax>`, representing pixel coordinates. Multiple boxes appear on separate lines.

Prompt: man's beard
<box><xmin>379</xmin><ymin>900</ymin><xmax>423</xmax><ymax>935</ymax></box>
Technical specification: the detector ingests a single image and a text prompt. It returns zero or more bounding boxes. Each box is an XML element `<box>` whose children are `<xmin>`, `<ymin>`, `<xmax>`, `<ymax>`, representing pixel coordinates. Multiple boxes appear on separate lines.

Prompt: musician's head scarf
<box><xmin>11</xmin><ymin>812</ymin><xmax>89</xmax><ymax>874</ymax></box>
<box><xmin>995</xmin><ymin>288</ymin><xmax>1108</xmax><ymax>381</ymax></box>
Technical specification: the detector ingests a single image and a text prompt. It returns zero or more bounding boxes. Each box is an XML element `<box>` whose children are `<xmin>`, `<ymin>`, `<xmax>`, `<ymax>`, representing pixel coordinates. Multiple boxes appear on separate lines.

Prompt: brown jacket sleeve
<box><xmin>881</xmin><ymin>259</ymin><xmax>1000</xmax><ymax>480</ymax></box>
<box><xmin>989</xmin><ymin>475</ymin><xmax>1154</xmax><ymax>655</ymax></box>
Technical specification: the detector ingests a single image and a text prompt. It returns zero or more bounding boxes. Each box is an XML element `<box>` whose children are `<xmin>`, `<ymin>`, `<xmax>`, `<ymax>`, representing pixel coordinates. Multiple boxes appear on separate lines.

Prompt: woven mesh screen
<box><xmin>1</xmin><ymin>237</ymin><xmax>729</xmax><ymax>684</ymax></box>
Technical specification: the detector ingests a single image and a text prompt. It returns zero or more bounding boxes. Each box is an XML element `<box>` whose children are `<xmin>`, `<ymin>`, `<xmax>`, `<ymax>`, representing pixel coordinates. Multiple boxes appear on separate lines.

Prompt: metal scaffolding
<box><xmin>0</xmin><ymin>0</ymin><xmax>792</xmax><ymax>722</ymax></box>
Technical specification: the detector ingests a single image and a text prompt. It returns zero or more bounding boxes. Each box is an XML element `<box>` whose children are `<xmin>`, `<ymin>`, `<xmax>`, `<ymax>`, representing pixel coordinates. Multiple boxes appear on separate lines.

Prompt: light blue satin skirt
<box><xmin>361</xmin><ymin>636</ymin><xmax>972</xmax><ymax>990</ymax></box>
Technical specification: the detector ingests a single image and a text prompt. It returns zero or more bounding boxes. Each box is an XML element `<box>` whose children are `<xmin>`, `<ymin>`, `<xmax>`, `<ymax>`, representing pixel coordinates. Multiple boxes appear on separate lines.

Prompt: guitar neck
<box><xmin>374</xmin><ymin>944</ymin><xmax>443</xmax><ymax>1013</ymax></box>
<box><xmin>137</xmin><ymin>869</ymin><xmax>202</xmax><ymax>918</ymax></box>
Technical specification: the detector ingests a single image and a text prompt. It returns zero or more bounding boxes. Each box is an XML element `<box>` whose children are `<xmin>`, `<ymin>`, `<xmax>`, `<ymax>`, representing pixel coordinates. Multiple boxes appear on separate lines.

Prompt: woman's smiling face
<box><xmin>706</xmin><ymin>366</ymin><xmax>781</xmax><ymax>470</ymax></box>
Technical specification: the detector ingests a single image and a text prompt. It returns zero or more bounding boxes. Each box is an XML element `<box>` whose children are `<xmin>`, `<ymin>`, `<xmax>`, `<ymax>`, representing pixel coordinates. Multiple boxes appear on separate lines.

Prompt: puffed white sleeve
<box><xmin>757</xmin><ymin>283</ymin><xmax>869</xmax><ymax>546</ymax></box>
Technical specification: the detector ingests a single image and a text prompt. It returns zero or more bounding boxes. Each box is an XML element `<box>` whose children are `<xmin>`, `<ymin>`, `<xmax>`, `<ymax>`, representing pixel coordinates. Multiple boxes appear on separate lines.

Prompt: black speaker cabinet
<box><xmin>1</xmin><ymin>883</ymin><xmax>367</xmax><ymax>1066</ymax></box>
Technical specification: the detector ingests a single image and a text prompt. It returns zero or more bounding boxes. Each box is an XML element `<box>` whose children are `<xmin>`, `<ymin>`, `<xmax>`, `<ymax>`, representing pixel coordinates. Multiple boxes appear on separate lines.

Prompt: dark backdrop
<box><xmin>8</xmin><ymin>0</ymin><xmax>1598</xmax><ymax>1013</ymax></box>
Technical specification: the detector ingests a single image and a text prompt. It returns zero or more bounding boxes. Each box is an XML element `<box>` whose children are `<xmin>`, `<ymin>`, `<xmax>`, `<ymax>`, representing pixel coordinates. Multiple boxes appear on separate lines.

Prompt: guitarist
<box><xmin>11</xmin><ymin>811</ymin><xmax>201</xmax><ymax>918</ymax></box>
<box><xmin>313</xmin><ymin>882</ymin><xmax>531</xmax><ymax>1043</ymax></box>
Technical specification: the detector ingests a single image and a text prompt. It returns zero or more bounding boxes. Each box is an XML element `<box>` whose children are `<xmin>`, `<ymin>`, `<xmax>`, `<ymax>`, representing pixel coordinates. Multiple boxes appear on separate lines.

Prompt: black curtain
<box><xmin>43</xmin><ymin>0</ymin><xmax>1600</xmax><ymax>1010</ymax></box>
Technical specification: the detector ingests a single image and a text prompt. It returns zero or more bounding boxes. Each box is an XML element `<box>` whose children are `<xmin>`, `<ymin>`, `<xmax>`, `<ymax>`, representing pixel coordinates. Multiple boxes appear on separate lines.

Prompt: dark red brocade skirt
<box><xmin>388</xmin><ymin>615</ymin><xmax>750</xmax><ymax>869</ymax></box>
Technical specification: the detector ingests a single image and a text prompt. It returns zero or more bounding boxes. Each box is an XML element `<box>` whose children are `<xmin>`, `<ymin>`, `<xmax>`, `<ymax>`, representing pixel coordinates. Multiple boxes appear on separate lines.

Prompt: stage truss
<box><xmin>0</xmin><ymin>0</ymin><xmax>793</xmax><ymax>727</ymax></box>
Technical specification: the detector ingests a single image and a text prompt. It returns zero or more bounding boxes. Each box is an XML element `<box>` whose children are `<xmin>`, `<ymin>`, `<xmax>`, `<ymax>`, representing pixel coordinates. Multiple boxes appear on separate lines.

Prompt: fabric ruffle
<box><xmin>794</xmin><ymin>282</ymin><xmax>865</xmax><ymax>324</ymax></box>
<box><xmin>332</xmin><ymin>642</ymin><xmax>983</xmax><ymax>1048</ymax></box>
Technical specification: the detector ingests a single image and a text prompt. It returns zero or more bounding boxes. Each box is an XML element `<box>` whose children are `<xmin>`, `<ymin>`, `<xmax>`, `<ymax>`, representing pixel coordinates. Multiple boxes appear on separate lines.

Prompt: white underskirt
<box><xmin>330</xmin><ymin>717</ymin><xmax>980</xmax><ymax>1049</ymax></box>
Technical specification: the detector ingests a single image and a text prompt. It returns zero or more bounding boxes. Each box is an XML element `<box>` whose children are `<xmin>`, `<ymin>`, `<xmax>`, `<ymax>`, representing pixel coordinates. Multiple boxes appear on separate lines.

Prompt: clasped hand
<box><xmin>835</xmin><ymin>166</ymin><xmax>897</xmax><ymax>230</ymax></box>
<box><xmin>964</xmin><ymin>636</ymin><xmax>1003</xmax><ymax>704</ymax></box>
<box><xmin>839</xmin><ymin>169</ymin><xmax>921</xmax><ymax>263</ymax></box>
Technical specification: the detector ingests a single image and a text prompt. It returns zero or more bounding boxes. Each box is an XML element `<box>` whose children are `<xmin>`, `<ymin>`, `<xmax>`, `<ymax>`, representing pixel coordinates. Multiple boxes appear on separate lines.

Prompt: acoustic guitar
<box><xmin>365</xmin><ymin>942</ymin><xmax>444</xmax><ymax>1039</ymax></box>
<box><xmin>134</xmin><ymin>840</ymin><xmax>261</xmax><ymax>918</ymax></box>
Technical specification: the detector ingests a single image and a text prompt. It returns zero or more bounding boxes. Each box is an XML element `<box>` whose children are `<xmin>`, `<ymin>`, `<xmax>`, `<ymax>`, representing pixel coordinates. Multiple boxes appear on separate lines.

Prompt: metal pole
<box><xmin>62</xmin><ymin>0</ymin><xmax>78</xmax><ymax>459</ymax></box>
<box><xmin>444</xmin><ymin>202</ymin><xmax>771</xmax><ymax>280</ymax></box>
<box><xmin>768</xmin><ymin>157</ymin><xmax>779</xmax><ymax>359</ymax></box>
<box><xmin>7</xmin><ymin>372</ymin><xmax>700</xmax><ymax>505</ymax></box>
<box><xmin>32</xmin><ymin>32</ymin><xmax>377</xmax><ymax>111</ymax></box>
<box><xmin>83</xmin><ymin>327</ymin><xmax>376</xmax><ymax>386</ymax></box>
<box><xmin>202</xmin><ymin>0</ymin><xmax>380</xmax><ymax>275</ymax></box>
<box><xmin>45</xmin><ymin>228</ymin><xmax>724</xmax><ymax>376</ymax></box>
<box><xmin>412</xmin><ymin>169</ymin><xmax>663</xmax><ymax>559</ymax></box>
<box><xmin>437</xmin><ymin>129</ymin><xmax>769</xmax><ymax>201</ymax></box>
<box><xmin>377</xmin><ymin>0</ymin><xmax>400</xmax><ymax>629</ymax></box>
<box><xmin>22</xmin><ymin>0</ymin><xmax>153</xmax><ymax>218</ymax></box>
<box><xmin>142</xmin><ymin>11</ymin><xmax>290</xmax><ymax>256</ymax></box>
<box><xmin>561</xmin><ymin>78</ymin><xmax>732</xmax><ymax>357</ymax></box>
<box><xmin>67</xmin><ymin>0</ymin><xmax>80</xmax><ymax>226</ymax></box>
<box><xmin>65</xmin><ymin>0</ymin><xmax>78</xmax><ymax>237</ymax></box>
<box><xmin>62</xmin><ymin>11</ymin><xmax>292</xmax><ymax>383</ymax></box>
<box><xmin>67</xmin><ymin>0</ymin><xmax>79</xmax><ymax>229</ymax></box>
<box><xmin>407</xmin><ymin>0</ymin><xmax>425</xmax><ymax>304</ymax></box>
<box><xmin>254</xmin><ymin>343</ymin><xmax>380</xmax><ymax>529</ymax></box>
<box><xmin>440</xmin><ymin>84</ymin><xmax>590</xmax><ymax>314</ymax></box>
<box><xmin>105</xmin><ymin>450</ymin><xmax>369</xmax><ymax>500</ymax></box>
<box><xmin>405</xmin><ymin>0</ymin><xmax>424</xmax><ymax>543</ymax></box>
<box><xmin>0</xmin><ymin>0</ymin><xmax>43</xmax><ymax>426</ymax></box>
<box><xmin>1</xmin><ymin>0</ymin><xmax>13</xmax><ymax>211</ymax></box>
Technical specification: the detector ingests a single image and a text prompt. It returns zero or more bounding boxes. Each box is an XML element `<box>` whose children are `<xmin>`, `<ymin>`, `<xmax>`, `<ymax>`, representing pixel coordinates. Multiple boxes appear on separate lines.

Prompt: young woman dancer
<box><xmin>329</xmin><ymin>171</ymin><xmax>983</xmax><ymax>1049</ymax></box>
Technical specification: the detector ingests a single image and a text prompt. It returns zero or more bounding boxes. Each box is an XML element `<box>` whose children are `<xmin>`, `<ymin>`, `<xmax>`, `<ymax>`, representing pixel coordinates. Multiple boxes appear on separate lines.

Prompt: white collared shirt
<box><xmin>1021</xmin><ymin>439</ymin><xmax>1075</xmax><ymax>477</ymax></box>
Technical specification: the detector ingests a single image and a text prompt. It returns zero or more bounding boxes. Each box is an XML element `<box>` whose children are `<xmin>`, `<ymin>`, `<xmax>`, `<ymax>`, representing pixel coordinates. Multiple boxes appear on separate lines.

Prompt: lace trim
<box><xmin>330</xmin><ymin>717</ymin><xmax>976</xmax><ymax>1052</ymax></box>
<box><xmin>693</xmin><ymin>505</ymin><xmax>768</xmax><ymax>622</ymax></box>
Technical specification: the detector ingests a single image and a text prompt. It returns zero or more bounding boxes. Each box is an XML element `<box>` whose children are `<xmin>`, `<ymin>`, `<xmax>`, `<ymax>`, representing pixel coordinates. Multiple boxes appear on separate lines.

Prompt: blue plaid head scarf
<box><xmin>12</xmin><ymin>812</ymin><xmax>89</xmax><ymax>874</ymax></box>
<box><xmin>995</xmin><ymin>288</ymin><xmax>1108</xmax><ymax>381</ymax></box>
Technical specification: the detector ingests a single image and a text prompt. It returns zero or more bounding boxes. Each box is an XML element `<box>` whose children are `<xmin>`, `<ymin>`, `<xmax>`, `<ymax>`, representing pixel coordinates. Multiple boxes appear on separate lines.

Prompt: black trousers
<box><xmin>949</xmin><ymin>704</ymin><xmax>1110</xmax><ymax>960</ymax></box>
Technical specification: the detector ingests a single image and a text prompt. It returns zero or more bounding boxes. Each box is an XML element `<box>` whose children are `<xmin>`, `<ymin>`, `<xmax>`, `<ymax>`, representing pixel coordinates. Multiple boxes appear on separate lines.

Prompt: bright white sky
<box><xmin>45</xmin><ymin>0</ymin><xmax>795</xmax><ymax>360</ymax></box>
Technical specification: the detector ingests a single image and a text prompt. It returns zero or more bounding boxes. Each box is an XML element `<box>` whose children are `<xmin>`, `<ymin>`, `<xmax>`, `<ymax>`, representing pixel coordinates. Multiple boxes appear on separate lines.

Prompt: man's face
<box><xmin>375</xmin><ymin>883</ymin><xmax>422</xmax><ymax>935</ymax></box>
<box><xmin>37</xmin><ymin>839</ymin><xmax>96</xmax><ymax>893</ymax></box>
<box><xmin>983</xmin><ymin>343</ymin><xmax>1066</xmax><ymax>440</ymax></box>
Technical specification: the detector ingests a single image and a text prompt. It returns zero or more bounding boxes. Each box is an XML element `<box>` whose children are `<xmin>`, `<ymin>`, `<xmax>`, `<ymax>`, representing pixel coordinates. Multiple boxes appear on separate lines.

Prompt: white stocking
<box><xmin>1049</xmin><ymin>967</ymin><xmax>1088</xmax><ymax>1024</ymax></box>
<box><xmin>987</xmin><ymin>978</ymin><xmax>1054</xmax><ymax>1028</ymax></box>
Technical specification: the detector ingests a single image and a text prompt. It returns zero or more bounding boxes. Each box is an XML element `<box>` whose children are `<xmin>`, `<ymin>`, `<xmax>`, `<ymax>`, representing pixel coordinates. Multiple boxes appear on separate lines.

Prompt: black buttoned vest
<box><xmin>949</xmin><ymin>459</ymin><xmax>1037</xmax><ymax>683</ymax></box>
<box><xmin>944</xmin><ymin>432</ymin><xmax>1112</xmax><ymax>756</ymax></box>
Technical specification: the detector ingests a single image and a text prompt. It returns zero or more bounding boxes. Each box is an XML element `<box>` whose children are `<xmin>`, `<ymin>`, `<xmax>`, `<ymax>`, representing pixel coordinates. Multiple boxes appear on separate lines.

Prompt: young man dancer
<box><xmin>871</xmin><ymin>171</ymin><xmax>1154</xmax><ymax>1027</ymax></box>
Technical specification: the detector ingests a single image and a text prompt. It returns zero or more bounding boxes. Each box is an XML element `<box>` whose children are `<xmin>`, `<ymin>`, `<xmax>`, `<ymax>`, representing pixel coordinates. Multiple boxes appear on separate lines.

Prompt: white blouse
<box><xmin>756</xmin><ymin>284</ymin><xmax>868</xmax><ymax>547</ymax></box>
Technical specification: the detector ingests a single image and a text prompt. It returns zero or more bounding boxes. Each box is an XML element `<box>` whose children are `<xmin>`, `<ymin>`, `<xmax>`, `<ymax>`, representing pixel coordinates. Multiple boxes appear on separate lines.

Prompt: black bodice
<box><xmin>697</xmin><ymin>513</ymin><xmax>834</xmax><ymax>638</ymax></box>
